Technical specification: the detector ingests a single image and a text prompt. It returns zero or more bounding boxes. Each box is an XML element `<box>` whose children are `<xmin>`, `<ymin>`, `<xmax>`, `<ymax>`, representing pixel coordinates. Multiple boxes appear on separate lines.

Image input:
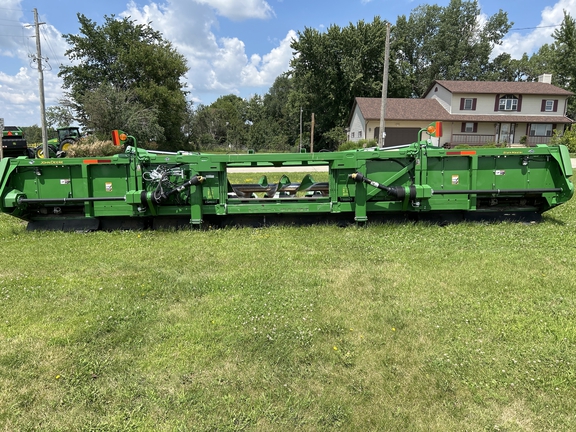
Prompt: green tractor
<box><xmin>35</xmin><ymin>126</ymin><xmax>82</xmax><ymax>158</ymax></box>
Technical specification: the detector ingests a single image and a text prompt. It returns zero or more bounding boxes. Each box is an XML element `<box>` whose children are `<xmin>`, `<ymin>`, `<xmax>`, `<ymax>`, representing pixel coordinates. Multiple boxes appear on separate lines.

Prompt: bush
<box><xmin>550</xmin><ymin>128</ymin><xmax>576</xmax><ymax>153</ymax></box>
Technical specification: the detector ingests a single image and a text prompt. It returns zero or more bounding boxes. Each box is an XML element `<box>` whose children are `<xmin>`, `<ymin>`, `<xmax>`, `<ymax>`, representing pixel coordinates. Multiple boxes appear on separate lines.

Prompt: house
<box><xmin>347</xmin><ymin>74</ymin><xmax>573</xmax><ymax>147</ymax></box>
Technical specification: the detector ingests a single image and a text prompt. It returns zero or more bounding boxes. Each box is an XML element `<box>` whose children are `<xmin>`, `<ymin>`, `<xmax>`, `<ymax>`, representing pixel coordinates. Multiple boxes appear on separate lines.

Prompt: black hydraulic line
<box><xmin>433</xmin><ymin>188</ymin><xmax>562</xmax><ymax>195</ymax></box>
<box><xmin>18</xmin><ymin>197</ymin><xmax>126</xmax><ymax>204</ymax></box>
<box><xmin>350</xmin><ymin>172</ymin><xmax>563</xmax><ymax>198</ymax></box>
<box><xmin>350</xmin><ymin>172</ymin><xmax>416</xmax><ymax>200</ymax></box>
<box><xmin>142</xmin><ymin>175</ymin><xmax>205</xmax><ymax>205</ymax></box>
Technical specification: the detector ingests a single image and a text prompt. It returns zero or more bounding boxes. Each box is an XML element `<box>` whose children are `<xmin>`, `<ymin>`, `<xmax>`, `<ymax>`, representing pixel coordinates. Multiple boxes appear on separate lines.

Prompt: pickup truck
<box><xmin>2</xmin><ymin>126</ymin><xmax>31</xmax><ymax>157</ymax></box>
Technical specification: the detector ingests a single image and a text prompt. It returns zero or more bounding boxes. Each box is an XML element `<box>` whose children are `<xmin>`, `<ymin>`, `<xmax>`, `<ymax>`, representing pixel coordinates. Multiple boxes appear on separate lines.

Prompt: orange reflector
<box><xmin>435</xmin><ymin>121</ymin><xmax>442</xmax><ymax>137</ymax></box>
<box><xmin>426</xmin><ymin>121</ymin><xmax>443</xmax><ymax>137</ymax></box>
<box><xmin>83</xmin><ymin>159</ymin><xmax>112</xmax><ymax>164</ymax></box>
<box><xmin>119</xmin><ymin>133</ymin><xmax>127</xmax><ymax>141</ymax></box>
<box><xmin>7</xmin><ymin>131</ymin><xmax>12</xmax><ymax>136</ymax></box>
<box><xmin>111</xmin><ymin>130</ymin><xmax>120</xmax><ymax>146</ymax></box>
<box><xmin>446</xmin><ymin>151</ymin><xmax>476</xmax><ymax>156</ymax></box>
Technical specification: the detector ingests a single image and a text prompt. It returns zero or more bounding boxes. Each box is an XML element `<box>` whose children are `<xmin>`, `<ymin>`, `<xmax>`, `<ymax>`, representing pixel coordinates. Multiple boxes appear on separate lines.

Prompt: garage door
<box><xmin>383</xmin><ymin>128</ymin><xmax>420</xmax><ymax>147</ymax></box>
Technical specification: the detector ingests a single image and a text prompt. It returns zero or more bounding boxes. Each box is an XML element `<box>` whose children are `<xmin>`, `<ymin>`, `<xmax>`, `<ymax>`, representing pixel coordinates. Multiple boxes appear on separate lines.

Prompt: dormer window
<box><xmin>499</xmin><ymin>95</ymin><xmax>518</xmax><ymax>111</ymax></box>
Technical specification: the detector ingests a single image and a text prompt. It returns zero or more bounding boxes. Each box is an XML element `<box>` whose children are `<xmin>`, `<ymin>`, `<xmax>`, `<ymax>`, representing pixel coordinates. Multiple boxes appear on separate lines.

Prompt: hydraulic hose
<box><xmin>350</xmin><ymin>172</ymin><xmax>416</xmax><ymax>200</ymax></box>
<box><xmin>141</xmin><ymin>175</ymin><xmax>204</xmax><ymax>206</ymax></box>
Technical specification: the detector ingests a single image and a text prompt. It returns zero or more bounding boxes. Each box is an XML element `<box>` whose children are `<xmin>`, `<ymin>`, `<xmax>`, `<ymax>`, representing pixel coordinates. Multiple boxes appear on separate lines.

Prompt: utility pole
<box><xmin>378</xmin><ymin>22</ymin><xmax>391</xmax><ymax>148</ymax></box>
<box><xmin>299</xmin><ymin>107</ymin><xmax>303</xmax><ymax>152</ymax></box>
<box><xmin>32</xmin><ymin>9</ymin><xmax>49</xmax><ymax>158</ymax></box>
<box><xmin>310</xmin><ymin>113</ymin><xmax>315</xmax><ymax>153</ymax></box>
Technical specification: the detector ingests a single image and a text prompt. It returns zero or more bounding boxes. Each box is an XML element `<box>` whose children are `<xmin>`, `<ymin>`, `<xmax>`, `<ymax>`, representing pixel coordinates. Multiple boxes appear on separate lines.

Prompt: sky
<box><xmin>0</xmin><ymin>0</ymin><xmax>574</xmax><ymax>127</ymax></box>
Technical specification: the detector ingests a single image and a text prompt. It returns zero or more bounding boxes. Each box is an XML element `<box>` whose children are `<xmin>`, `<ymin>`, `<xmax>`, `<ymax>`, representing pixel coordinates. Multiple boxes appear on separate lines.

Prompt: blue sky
<box><xmin>0</xmin><ymin>0</ymin><xmax>574</xmax><ymax>126</ymax></box>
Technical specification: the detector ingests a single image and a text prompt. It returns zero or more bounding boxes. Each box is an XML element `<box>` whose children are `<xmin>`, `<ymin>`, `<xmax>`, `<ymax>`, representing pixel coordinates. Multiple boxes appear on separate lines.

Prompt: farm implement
<box><xmin>0</xmin><ymin>124</ymin><xmax>573</xmax><ymax>230</ymax></box>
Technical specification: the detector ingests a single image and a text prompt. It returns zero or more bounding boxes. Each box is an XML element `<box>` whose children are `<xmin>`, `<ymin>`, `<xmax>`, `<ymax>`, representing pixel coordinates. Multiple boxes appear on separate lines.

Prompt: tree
<box><xmin>80</xmin><ymin>83</ymin><xmax>164</xmax><ymax>143</ymax></box>
<box><xmin>394</xmin><ymin>0</ymin><xmax>512</xmax><ymax>96</ymax></box>
<box><xmin>550</xmin><ymin>11</ymin><xmax>576</xmax><ymax>118</ymax></box>
<box><xmin>289</xmin><ymin>17</ymin><xmax>407</xmax><ymax>147</ymax></box>
<box><xmin>46</xmin><ymin>106</ymin><xmax>75</xmax><ymax>128</ymax></box>
<box><xmin>58</xmin><ymin>14</ymin><xmax>188</xmax><ymax>148</ymax></box>
<box><xmin>264</xmin><ymin>74</ymin><xmax>301</xmax><ymax>148</ymax></box>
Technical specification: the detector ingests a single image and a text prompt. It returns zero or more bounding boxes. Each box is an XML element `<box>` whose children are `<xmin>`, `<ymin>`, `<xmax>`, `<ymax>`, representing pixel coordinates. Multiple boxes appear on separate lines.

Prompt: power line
<box><xmin>510</xmin><ymin>24</ymin><xmax>561</xmax><ymax>31</ymax></box>
<box><xmin>0</xmin><ymin>34</ymin><xmax>30</xmax><ymax>38</ymax></box>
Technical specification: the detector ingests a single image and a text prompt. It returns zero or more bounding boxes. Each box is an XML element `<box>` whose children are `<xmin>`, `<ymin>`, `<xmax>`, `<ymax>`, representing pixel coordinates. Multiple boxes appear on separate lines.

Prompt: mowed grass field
<box><xmin>1</xmin><ymin>172</ymin><xmax>576</xmax><ymax>431</ymax></box>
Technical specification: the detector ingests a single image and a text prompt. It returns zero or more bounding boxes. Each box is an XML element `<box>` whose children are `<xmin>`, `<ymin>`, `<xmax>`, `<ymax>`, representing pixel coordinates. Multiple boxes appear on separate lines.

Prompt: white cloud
<box><xmin>495</xmin><ymin>0</ymin><xmax>576</xmax><ymax>58</ymax></box>
<box><xmin>240</xmin><ymin>30</ymin><xmax>297</xmax><ymax>87</ymax></box>
<box><xmin>123</xmin><ymin>0</ymin><xmax>294</xmax><ymax>102</ymax></box>
<box><xmin>0</xmin><ymin>0</ymin><xmax>68</xmax><ymax>125</ymax></box>
<box><xmin>195</xmin><ymin>0</ymin><xmax>274</xmax><ymax>20</ymax></box>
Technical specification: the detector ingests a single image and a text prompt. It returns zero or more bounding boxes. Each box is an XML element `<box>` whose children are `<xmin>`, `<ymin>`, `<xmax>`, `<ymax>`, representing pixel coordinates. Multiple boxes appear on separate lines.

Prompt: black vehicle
<box><xmin>2</xmin><ymin>126</ymin><xmax>32</xmax><ymax>158</ymax></box>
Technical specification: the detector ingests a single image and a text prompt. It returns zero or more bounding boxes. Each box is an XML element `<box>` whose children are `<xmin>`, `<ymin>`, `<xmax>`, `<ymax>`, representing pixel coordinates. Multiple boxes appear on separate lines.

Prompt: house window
<box><xmin>460</xmin><ymin>98</ymin><xmax>477</xmax><ymax>110</ymax></box>
<box><xmin>529</xmin><ymin>124</ymin><xmax>553</xmax><ymax>137</ymax></box>
<box><xmin>358</xmin><ymin>131</ymin><xmax>362</xmax><ymax>138</ymax></box>
<box><xmin>499</xmin><ymin>95</ymin><xmax>518</xmax><ymax>111</ymax></box>
<box><xmin>461</xmin><ymin>122</ymin><xmax>478</xmax><ymax>133</ymax></box>
<box><xmin>542</xmin><ymin>99</ymin><xmax>558</xmax><ymax>112</ymax></box>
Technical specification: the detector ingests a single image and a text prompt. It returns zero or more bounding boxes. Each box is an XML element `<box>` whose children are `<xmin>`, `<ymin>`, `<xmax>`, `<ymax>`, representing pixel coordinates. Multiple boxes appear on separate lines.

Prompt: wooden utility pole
<box><xmin>378</xmin><ymin>22</ymin><xmax>391</xmax><ymax>147</ymax></box>
<box><xmin>310</xmin><ymin>113</ymin><xmax>315</xmax><ymax>153</ymax></box>
<box><xmin>299</xmin><ymin>107</ymin><xmax>303</xmax><ymax>152</ymax></box>
<box><xmin>33</xmin><ymin>9</ymin><xmax>49</xmax><ymax>158</ymax></box>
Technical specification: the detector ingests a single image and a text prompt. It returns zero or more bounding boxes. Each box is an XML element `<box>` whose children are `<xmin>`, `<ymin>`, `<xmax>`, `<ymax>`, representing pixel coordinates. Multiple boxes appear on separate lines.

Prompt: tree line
<box><xmin>43</xmin><ymin>0</ymin><xmax>576</xmax><ymax>152</ymax></box>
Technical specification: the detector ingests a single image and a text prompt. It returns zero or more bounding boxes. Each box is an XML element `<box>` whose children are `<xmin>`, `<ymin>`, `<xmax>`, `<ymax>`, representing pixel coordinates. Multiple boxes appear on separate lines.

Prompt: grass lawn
<box><xmin>1</xmin><ymin>178</ymin><xmax>576</xmax><ymax>431</ymax></box>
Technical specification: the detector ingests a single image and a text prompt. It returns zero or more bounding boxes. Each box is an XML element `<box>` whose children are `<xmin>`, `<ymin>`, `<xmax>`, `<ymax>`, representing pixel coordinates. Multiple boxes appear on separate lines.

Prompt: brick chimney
<box><xmin>538</xmin><ymin>74</ymin><xmax>552</xmax><ymax>84</ymax></box>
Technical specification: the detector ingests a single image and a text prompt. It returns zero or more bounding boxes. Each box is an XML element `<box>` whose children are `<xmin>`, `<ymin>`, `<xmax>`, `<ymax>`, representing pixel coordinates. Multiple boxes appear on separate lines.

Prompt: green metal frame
<box><xmin>0</xmin><ymin>132</ymin><xmax>573</xmax><ymax>230</ymax></box>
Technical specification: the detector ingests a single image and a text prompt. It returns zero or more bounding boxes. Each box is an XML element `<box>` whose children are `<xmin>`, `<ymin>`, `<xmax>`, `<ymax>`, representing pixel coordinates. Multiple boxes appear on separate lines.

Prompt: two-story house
<box><xmin>347</xmin><ymin>74</ymin><xmax>573</xmax><ymax>147</ymax></box>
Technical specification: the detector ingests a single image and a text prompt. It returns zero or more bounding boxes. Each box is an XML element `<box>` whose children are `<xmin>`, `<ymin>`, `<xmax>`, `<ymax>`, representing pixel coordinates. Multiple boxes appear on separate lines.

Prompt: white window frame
<box><xmin>544</xmin><ymin>100</ymin><xmax>554</xmax><ymax>112</ymax></box>
<box><xmin>529</xmin><ymin>124</ymin><xmax>553</xmax><ymax>137</ymax></box>
<box><xmin>464</xmin><ymin>123</ymin><xmax>475</xmax><ymax>133</ymax></box>
<box><xmin>358</xmin><ymin>131</ymin><xmax>362</xmax><ymax>138</ymax></box>
<box><xmin>499</xmin><ymin>95</ymin><xmax>518</xmax><ymax>111</ymax></box>
<box><xmin>463</xmin><ymin>98</ymin><xmax>474</xmax><ymax>110</ymax></box>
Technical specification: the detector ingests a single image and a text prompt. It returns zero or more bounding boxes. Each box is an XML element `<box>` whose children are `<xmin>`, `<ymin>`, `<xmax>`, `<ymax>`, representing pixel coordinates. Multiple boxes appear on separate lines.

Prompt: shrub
<box><xmin>550</xmin><ymin>128</ymin><xmax>576</xmax><ymax>153</ymax></box>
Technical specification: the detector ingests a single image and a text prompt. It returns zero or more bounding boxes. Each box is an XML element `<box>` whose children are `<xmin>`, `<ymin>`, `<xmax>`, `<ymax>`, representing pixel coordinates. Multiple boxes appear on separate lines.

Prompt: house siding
<box><xmin>425</xmin><ymin>85</ymin><xmax>452</xmax><ymax>108</ymax></box>
<box><xmin>349</xmin><ymin>79</ymin><xmax>573</xmax><ymax>148</ymax></box>
<box><xmin>451</xmin><ymin>94</ymin><xmax>495</xmax><ymax>114</ymax></box>
<box><xmin>348</xmin><ymin>105</ymin><xmax>366</xmax><ymax>141</ymax></box>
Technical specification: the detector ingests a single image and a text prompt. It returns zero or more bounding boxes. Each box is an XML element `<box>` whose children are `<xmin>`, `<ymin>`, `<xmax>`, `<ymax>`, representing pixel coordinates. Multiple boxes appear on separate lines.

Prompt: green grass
<box><xmin>1</xmin><ymin>190</ymin><xmax>576</xmax><ymax>431</ymax></box>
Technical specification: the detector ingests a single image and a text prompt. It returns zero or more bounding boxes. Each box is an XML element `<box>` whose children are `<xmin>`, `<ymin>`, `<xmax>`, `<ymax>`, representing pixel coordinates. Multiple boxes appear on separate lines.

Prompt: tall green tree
<box><xmin>58</xmin><ymin>14</ymin><xmax>188</xmax><ymax>148</ymax></box>
<box><xmin>263</xmin><ymin>74</ymin><xmax>299</xmax><ymax>146</ymax></box>
<box><xmin>80</xmin><ymin>83</ymin><xmax>164</xmax><ymax>143</ymax></box>
<box><xmin>289</xmin><ymin>17</ymin><xmax>407</xmax><ymax>148</ymax></box>
<box><xmin>394</xmin><ymin>0</ymin><xmax>512</xmax><ymax>96</ymax></box>
<box><xmin>550</xmin><ymin>11</ymin><xmax>576</xmax><ymax>118</ymax></box>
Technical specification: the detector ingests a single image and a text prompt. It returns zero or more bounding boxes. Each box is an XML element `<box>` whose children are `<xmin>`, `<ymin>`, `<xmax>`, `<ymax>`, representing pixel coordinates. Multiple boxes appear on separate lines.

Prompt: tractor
<box><xmin>35</xmin><ymin>126</ymin><xmax>82</xmax><ymax>158</ymax></box>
